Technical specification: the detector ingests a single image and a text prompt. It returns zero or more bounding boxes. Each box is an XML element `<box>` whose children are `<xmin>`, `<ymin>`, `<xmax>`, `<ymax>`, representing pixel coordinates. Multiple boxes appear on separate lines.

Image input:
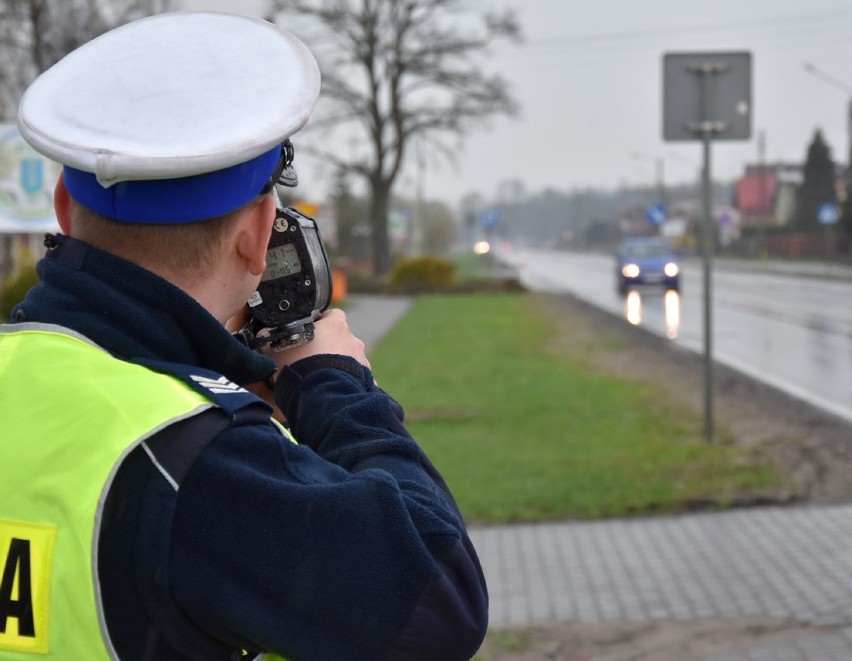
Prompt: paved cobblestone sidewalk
<box><xmin>470</xmin><ymin>505</ymin><xmax>852</xmax><ymax>659</ymax></box>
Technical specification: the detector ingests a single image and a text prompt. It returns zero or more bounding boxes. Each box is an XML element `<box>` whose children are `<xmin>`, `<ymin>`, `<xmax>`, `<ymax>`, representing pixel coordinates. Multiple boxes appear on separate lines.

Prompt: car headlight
<box><xmin>473</xmin><ymin>241</ymin><xmax>491</xmax><ymax>255</ymax></box>
<box><xmin>664</xmin><ymin>262</ymin><xmax>679</xmax><ymax>277</ymax></box>
<box><xmin>622</xmin><ymin>263</ymin><xmax>641</xmax><ymax>278</ymax></box>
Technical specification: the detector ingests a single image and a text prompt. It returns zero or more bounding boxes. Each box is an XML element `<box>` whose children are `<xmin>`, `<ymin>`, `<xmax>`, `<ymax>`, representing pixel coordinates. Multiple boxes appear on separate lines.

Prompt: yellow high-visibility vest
<box><xmin>0</xmin><ymin>323</ymin><xmax>264</xmax><ymax>659</ymax></box>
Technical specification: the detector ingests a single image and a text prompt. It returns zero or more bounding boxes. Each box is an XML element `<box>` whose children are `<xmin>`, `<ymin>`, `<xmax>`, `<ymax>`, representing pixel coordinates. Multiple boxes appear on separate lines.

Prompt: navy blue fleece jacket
<box><xmin>11</xmin><ymin>235</ymin><xmax>488</xmax><ymax>660</ymax></box>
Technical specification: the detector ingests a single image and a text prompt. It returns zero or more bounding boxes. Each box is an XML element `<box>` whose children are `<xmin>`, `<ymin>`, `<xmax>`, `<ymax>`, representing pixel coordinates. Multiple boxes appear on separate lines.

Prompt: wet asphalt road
<box><xmin>495</xmin><ymin>247</ymin><xmax>852</xmax><ymax>424</ymax></box>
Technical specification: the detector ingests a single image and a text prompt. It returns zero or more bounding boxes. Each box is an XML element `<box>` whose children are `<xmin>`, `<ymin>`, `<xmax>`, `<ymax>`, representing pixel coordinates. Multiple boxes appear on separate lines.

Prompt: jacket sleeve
<box><xmin>168</xmin><ymin>355</ymin><xmax>488</xmax><ymax>661</ymax></box>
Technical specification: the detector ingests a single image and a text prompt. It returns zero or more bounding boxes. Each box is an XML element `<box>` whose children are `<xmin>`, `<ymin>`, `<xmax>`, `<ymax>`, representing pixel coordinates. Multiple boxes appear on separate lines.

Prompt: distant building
<box><xmin>774</xmin><ymin>166</ymin><xmax>804</xmax><ymax>227</ymax></box>
<box><xmin>735</xmin><ymin>160</ymin><xmax>852</xmax><ymax>230</ymax></box>
<box><xmin>735</xmin><ymin>163</ymin><xmax>802</xmax><ymax>228</ymax></box>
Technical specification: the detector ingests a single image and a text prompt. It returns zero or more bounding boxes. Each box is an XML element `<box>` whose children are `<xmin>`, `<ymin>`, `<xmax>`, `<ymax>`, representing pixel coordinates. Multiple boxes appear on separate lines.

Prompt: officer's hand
<box><xmin>272</xmin><ymin>308</ymin><xmax>370</xmax><ymax>369</ymax></box>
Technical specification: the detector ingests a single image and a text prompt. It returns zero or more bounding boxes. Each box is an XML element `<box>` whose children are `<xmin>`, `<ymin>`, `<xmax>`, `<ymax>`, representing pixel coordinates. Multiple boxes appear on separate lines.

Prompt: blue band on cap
<box><xmin>63</xmin><ymin>145</ymin><xmax>281</xmax><ymax>223</ymax></box>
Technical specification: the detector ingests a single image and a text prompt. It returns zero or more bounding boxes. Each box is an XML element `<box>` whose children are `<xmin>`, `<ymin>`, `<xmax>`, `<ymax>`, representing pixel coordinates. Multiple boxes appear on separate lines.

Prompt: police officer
<box><xmin>0</xmin><ymin>12</ymin><xmax>487</xmax><ymax>660</ymax></box>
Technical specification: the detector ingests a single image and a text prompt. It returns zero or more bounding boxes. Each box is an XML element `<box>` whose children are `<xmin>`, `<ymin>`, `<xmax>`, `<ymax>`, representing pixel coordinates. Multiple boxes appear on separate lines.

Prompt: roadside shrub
<box><xmin>389</xmin><ymin>255</ymin><xmax>455</xmax><ymax>292</ymax></box>
<box><xmin>0</xmin><ymin>263</ymin><xmax>38</xmax><ymax>322</ymax></box>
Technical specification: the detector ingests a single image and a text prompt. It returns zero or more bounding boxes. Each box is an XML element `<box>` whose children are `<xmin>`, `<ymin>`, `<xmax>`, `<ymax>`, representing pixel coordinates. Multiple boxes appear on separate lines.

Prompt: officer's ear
<box><xmin>54</xmin><ymin>173</ymin><xmax>73</xmax><ymax>235</ymax></box>
<box><xmin>235</xmin><ymin>194</ymin><xmax>276</xmax><ymax>276</ymax></box>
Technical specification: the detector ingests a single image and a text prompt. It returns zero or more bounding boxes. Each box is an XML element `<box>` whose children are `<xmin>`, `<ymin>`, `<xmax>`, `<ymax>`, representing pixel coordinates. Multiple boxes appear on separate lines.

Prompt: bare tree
<box><xmin>268</xmin><ymin>0</ymin><xmax>519</xmax><ymax>275</ymax></box>
<box><xmin>0</xmin><ymin>0</ymin><xmax>172</xmax><ymax>119</ymax></box>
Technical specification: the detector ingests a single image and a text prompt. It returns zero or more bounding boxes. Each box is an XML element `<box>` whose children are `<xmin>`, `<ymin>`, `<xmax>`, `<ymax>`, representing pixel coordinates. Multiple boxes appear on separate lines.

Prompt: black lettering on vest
<box><xmin>0</xmin><ymin>538</ymin><xmax>35</xmax><ymax>637</ymax></box>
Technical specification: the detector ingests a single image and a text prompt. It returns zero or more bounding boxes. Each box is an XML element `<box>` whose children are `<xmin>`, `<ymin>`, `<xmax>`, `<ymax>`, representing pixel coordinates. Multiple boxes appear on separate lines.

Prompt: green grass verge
<box><xmin>449</xmin><ymin>251</ymin><xmax>494</xmax><ymax>280</ymax></box>
<box><xmin>370</xmin><ymin>292</ymin><xmax>781</xmax><ymax>524</ymax></box>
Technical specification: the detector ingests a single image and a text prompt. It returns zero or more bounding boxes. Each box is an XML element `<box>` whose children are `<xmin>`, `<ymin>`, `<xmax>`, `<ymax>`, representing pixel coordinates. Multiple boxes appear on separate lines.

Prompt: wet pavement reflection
<box><xmin>624</xmin><ymin>289</ymin><xmax>681</xmax><ymax>339</ymax></box>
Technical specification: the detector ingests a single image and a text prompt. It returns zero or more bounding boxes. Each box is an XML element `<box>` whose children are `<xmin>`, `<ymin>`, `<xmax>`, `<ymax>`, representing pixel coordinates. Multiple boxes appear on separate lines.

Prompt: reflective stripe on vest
<box><xmin>0</xmin><ymin>324</ymin><xmax>216</xmax><ymax>659</ymax></box>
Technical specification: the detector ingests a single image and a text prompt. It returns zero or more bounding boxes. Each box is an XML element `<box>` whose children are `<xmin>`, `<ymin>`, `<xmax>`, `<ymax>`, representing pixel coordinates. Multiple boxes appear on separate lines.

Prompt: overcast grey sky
<box><xmin>180</xmin><ymin>0</ymin><xmax>852</xmax><ymax>207</ymax></box>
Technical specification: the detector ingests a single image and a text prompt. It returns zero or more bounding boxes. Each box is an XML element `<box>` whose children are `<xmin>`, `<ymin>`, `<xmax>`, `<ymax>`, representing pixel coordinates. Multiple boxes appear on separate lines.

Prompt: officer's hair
<box><xmin>70</xmin><ymin>201</ymin><xmax>244</xmax><ymax>277</ymax></box>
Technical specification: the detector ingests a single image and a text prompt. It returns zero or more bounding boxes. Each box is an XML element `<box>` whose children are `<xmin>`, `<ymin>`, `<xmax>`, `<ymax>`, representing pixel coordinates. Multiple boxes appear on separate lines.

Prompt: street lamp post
<box><xmin>803</xmin><ymin>61</ymin><xmax>852</xmax><ymax>169</ymax></box>
<box><xmin>803</xmin><ymin>61</ymin><xmax>852</xmax><ymax>254</ymax></box>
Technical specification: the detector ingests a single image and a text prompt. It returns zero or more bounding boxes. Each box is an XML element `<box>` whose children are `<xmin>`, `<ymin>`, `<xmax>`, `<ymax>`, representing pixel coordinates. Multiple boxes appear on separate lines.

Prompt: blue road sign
<box><xmin>481</xmin><ymin>209</ymin><xmax>500</xmax><ymax>229</ymax></box>
<box><xmin>646</xmin><ymin>204</ymin><xmax>667</xmax><ymax>226</ymax></box>
<box><xmin>818</xmin><ymin>203</ymin><xmax>839</xmax><ymax>225</ymax></box>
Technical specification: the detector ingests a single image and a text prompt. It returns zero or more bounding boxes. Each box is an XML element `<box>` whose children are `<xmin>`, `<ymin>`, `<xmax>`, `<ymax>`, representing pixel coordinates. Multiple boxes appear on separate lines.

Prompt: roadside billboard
<box><xmin>0</xmin><ymin>123</ymin><xmax>61</xmax><ymax>234</ymax></box>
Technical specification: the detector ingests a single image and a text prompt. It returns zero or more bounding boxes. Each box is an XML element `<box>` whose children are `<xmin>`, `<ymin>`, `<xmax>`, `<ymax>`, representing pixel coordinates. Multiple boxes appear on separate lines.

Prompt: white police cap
<box><xmin>17</xmin><ymin>11</ymin><xmax>321</xmax><ymax>223</ymax></box>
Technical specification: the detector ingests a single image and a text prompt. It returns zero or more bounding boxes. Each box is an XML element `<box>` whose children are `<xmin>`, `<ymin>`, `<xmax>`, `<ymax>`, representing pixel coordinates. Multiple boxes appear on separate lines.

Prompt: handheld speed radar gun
<box><xmin>234</xmin><ymin>142</ymin><xmax>332</xmax><ymax>352</ymax></box>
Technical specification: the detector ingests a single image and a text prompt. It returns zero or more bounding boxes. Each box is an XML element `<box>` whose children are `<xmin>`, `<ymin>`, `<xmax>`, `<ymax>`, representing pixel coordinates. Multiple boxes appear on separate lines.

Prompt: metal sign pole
<box><xmin>691</xmin><ymin>63</ymin><xmax>719</xmax><ymax>442</ymax></box>
<box><xmin>700</xmin><ymin>131</ymin><xmax>714</xmax><ymax>441</ymax></box>
<box><xmin>662</xmin><ymin>50</ymin><xmax>751</xmax><ymax>442</ymax></box>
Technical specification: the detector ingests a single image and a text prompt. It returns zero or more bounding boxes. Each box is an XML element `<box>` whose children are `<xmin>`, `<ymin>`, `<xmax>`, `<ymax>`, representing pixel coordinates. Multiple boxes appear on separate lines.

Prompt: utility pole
<box><xmin>630</xmin><ymin>150</ymin><xmax>666</xmax><ymax>208</ymax></box>
<box><xmin>412</xmin><ymin>139</ymin><xmax>425</xmax><ymax>255</ymax></box>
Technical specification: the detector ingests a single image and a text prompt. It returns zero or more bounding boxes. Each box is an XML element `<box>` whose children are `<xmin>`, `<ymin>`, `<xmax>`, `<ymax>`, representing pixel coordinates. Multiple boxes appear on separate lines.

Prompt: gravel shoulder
<box><xmin>539</xmin><ymin>291</ymin><xmax>852</xmax><ymax>507</ymax></box>
<box><xmin>477</xmin><ymin>615</ymin><xmax>839</xmax><ymax>661</ymax></box>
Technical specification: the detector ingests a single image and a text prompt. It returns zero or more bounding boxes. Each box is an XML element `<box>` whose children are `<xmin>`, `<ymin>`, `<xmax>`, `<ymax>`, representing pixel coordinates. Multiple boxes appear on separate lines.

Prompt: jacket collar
<box><xmin>15</xmin><ymin>234</ymin><xmax>275</xmax><ymax>386</ymax></box>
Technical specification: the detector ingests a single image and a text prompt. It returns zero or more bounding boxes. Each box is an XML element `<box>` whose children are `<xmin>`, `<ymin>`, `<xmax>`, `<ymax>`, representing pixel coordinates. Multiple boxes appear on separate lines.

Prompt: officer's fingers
<box><xmin>315</xmin><ymin>310</ymin><xmax>369</xmax><ymax>365</ymax></box>
<box><xmin>311</xmin><ymin>309</ymin><xmax>356</xmax><ymax>340</ymax></box>
<box><xmin>278</xmin><ymin>309</ymin><xmax>369</xmax><ymax>368</ymax></box>
<box><xmin>315</xmin><ymin>308</ymin><xmax>357</xmax><ymax>337</ymax></box>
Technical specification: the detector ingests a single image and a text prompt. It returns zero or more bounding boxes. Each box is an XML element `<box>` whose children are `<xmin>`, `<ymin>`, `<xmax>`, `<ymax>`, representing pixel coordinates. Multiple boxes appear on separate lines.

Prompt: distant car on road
<box><xmin>616</xmin><ymin>237</ymin><xmax>680</xmax><ymax>294</ymax></box>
